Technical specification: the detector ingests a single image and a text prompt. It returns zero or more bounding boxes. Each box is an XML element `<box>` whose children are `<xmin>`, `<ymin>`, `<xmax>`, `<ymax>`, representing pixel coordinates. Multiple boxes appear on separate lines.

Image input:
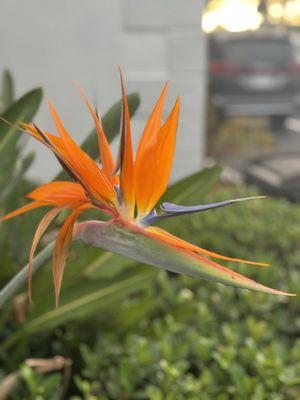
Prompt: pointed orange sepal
<box><xmin>22</xmin><ymin>123</ymin><xmax>66</xmax><ymax>155</ymax></box>
<box><xmin>77</xmin><ymin>87</ymin><xmax>118</xmax><ymax>185</ymax></box>
<box><xmin>28</xmin><ymin>206</ymin><xmax>64</xmax><ymax>302</ymax></box>
<box><xmin>27</xmin><ymin>181</ymin><xmax>88</xmax><ymax>207</ymax></box>
<box><xmin>53</xmin><ymin>211</ymin><xmax>80</xmax><ymax>307</ymax></box>
<box><xmin>22</xmin><ymin>122</ymin><xmax>85</xmax><ymax>184</ymax></box>
<box><xmin>134</xmin><ymin>83</ymin><xmax>168</xmax><ymax>216</ymax></box>
<box><xmin>147</xmin><ymin>226</ymin><xmax>269</xmax><ymax>267</ymax></box>
<box><xmin>117</xmin><ymin>67</ymin><xmax>135</xmax><ymax>219</ymax></box>
<box><xmin>47</xmin><ymin>102</ymin><xmax>117</xmax><ymax>206</ymax></box>
<box><xmin>0</xmin><ymin>201</ymin><xmax>46</xmax><ymax>223</ymax></box>
<box><xmin>148</xmin><ymin>97</ymin><xmax>180</xmax><ymax>212</ymax></box>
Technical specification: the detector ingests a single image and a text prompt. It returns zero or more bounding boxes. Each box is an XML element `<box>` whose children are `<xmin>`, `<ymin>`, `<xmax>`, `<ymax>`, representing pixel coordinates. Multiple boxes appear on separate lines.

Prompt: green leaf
<box><xmin>162</xmin><ymin>166</ymin><xmax>223</xmax><ymax>205</ymax></box>
<box><xmin>0</xmin><ymin>88</ymin><xmax>42</xmax><ymax>195</ymax></box>
<box><xmin>0</xmin><ymin>87</ymin><xmax>42</xmax><ymax>136</ymax></box>
<box><xmin>0</xmin><ymin>70</ymin><xmax>14</xmax><ymax>114</ymax></box>
<box><xmin>18</xmin><ymin>270</ymin><xmax>156</xmax><ymax>334</ymax></box>
<box><xmin>0</xmin><ymin>124</ymin><xmax>21</xmax><ymax>180</ymax></box>
<box><xmin>0</xmin><ymin>151</ymin><xmax>35</xmax><ymax>204</ymax></box>
<box><xmin>114</xmin><ymin>296</ymin><xmax>157</xmax><ymax>330</ymax></box>
<box><xmin>83</xmin><ymin>251</ymin><xmax>135</xmax><ymax>279</ymax></box>
<box><xmin>55</xmin><ymin>92</ymin><xmax>140</xmax><ymax>180</ymax></box>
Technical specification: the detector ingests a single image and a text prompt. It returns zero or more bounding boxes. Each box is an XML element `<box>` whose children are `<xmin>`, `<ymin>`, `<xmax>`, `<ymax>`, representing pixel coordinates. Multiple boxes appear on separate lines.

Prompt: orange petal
<box><xmin>28</xmin><ymin>206</ymin><xmax>64</xmax><ymax>302</ymax></box>
<box><xmin>22</xmin><ymin>122</ymin><xmax>45</xmax><ymax>142</ymax></box>
<box><xmin>48</xmin><ymin>102</ymin><xmax>117</xmax><ymax>206</ymax></box>
<box><xmin>78</xmin><ymin>88</ymin><xmax>118</xmax><ymax>185</ymax></box>
<box><xmin>27</xmin><ymin>181</ymin><xmax>88</xmax><ymax>207</ymax></box>
<box><xmin>22</xmin><ymin>123</ymin><xmax>80</xmax><ymax>182</ymax></box>
<box><xmin>147</xmin><ymin>226</ymin><xmax>269</xmax><ymax>267</ymax></box>
<box><xmin>22</xmin><ymin>123</ymin><xmax>65</xmax><ymax>152</ymax></box>
<box><xmin>53</xmin><ymin>211</ymin><xmax>80</xmax><ymax>306</ymax></box>
<box><xmin>117</xmin><ymin>67</ymin><xmax>135</xmax><ymax>219</ymax></box>
<box><xmin>0</xmin><ymin>201</ymin><xmax>46</xmax><ymax>223</ymax></box>
<box><xmin>147</xmin><ymin>97</ymin><xmax>180</xmax><ymax>211</ymax></box>
<box><xmin>135</xmin><ymin>83</ymin><xmax>168</xmax><ymax>216</ymax></box>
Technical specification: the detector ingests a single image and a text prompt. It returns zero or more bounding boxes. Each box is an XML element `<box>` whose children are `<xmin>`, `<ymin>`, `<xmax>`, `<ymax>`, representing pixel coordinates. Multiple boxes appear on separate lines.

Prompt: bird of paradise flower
<box><xmin>0</xmin><ymin>69</ymin><xmax>294</xmax><ymax>305</ymax></box>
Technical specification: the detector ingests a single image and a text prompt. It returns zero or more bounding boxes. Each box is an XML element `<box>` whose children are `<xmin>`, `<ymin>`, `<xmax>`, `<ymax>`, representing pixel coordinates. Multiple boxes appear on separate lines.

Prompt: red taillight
<box><xmin>289</xmin><ymin>63</ymin><xmax>300</xmax><ymax>75</ymax></box>
<box><xmin>210</xmin><ymin>60</ymin><xmax>238</xmax><ymax>76</ymax></box>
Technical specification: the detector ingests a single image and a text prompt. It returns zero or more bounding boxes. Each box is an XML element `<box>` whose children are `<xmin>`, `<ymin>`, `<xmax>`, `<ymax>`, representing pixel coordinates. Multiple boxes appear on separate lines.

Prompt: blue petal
<box><xmin>161</xmin><ymin>196</ymin><xmax>265</xmax><ymax>215</ymax></box>
<box><xmin>114</xmin><ymin>185</ymin><xmax>123</xmax><ymax>205</ymax></box>
<box><xmin>141</xmin><ymin>196</ymin><xmax>265</xmax><ymax>225</ymax></box>
<box><xmin>140</xmin><ymin>209</ymin><xmax>158</xmax><ymax>226</ymax></box>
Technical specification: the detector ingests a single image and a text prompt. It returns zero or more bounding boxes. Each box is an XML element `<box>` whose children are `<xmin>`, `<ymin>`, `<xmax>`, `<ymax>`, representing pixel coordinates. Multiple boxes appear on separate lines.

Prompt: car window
<box><xmin>223</xmin><ymin>39</ymin><xmax>293</xmax><ymax>66</ymax></box>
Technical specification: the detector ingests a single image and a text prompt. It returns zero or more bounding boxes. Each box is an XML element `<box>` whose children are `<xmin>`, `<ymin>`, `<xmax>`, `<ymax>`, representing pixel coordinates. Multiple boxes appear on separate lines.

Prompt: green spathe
<box><xmin>76</xmin><ymin>220</ymin><xmax>293</xmax><ymax>296</ymax></box>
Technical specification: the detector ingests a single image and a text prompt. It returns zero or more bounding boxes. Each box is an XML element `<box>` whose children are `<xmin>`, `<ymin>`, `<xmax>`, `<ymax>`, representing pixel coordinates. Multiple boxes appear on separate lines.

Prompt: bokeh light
<box><xmin>202</xmin><ymin>0</ymin><xmax>300</xmax><ymax>32</ymax></box>
<box><xmin>202</xmin><ymin>0</ymin><xmax>263</xmax><ymax>33</ymax></box>
<box><xmin>268</xmin><ymin>2</ymin><xmax>284</xmax><ymax>20</ymax></box>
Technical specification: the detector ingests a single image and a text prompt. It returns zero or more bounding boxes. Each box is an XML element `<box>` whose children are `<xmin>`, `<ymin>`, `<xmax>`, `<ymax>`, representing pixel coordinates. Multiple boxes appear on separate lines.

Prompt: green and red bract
<box><xmin>75</xmin><ymin>220</ymin><xmax>290</xmax><ymax>296</ymax></box>
<box><xmin>0</xmin><ymin>68</ymin><xmax>294</xmax><ymax>305</ymax></box>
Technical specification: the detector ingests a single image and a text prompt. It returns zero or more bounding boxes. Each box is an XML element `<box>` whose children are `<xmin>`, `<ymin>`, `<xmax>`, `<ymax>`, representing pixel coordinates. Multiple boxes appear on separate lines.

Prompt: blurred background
<box><xmin>0</xmin><ymin>1</ymin><xmax>300</xmax><ymax>399</ymax></box>
<box><xmin>205</xmin><ymin>0</ymin><xmax>300</xmax><ymax>200</ymax></box>
<box><xmin>2</xmin><ymin>0</ymin><xmax>300</xmax><ymax>198</ymax></box>
<box><xmin>0</xmin><ymin>0</ymin><xmax>206</xmax><ymax>183</ymax></box>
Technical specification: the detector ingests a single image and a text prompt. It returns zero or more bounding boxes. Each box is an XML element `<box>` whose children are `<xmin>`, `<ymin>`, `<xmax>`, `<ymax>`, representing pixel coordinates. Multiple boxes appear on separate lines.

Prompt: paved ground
<box><xmin>280</xmin><ymin>117</ymin><xmax>300</xmax><ymax>150</ymax></box>
<box><xmin>208</xmin><ymin>116</ymin><xmax>300</xmax><ymax>197</ymax></box>
<box><xmin>217</xmin><ymin>116</ymin><xmax>300</xmax><ymax>200</ymax></box>
<box><xmin>215</xmin><ymin>116</ymin><xmax>300</xmax><ymax>167</ymax></box>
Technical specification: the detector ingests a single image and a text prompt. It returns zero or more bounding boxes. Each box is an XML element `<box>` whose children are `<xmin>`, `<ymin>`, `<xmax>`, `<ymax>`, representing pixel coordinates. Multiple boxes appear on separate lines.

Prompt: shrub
<box><xmin>4</xmin><ymin>185</ymin><xmax>299</xmax><ymax>400</ymax></box>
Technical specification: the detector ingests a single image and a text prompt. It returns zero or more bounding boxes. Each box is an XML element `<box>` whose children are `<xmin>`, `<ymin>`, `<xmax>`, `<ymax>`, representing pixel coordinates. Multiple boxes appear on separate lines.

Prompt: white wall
<box><xmin>0</xmin><ymin>0</ymin><xmax>207</xmax><ymax>182</ymax></box>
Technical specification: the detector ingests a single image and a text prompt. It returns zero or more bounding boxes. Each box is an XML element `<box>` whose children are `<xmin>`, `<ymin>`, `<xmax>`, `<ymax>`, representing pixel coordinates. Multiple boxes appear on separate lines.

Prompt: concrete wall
<box><xmin>0</xmin><ymin>0</ymin><xmax>207</xmax><ymax>182</ymax></box>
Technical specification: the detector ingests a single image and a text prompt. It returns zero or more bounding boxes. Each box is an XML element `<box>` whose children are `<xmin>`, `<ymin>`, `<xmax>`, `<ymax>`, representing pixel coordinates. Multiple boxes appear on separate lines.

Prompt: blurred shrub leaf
<box><xmin>0</xmin><ymin>70</ymin><xmax>14</xmax><ymax>114</ymax></box>
<box><xmin>0</xmin><ymin>87</ymin><xmax>42</xmax><ymax>136</ymax></box>
<box><xmin>0</xmin><ymin>75</ymin><xmax>43</xmax><ymax>276</ymax></box>
<box><xmin>12</xmin><ymin>268</ymin><xmax>156</xmax><ymax>336</ymax></box>
<box><xmin>162</xmin><ymin>166</ymin><xmax>222</xmax><ymax>205</ymax></box>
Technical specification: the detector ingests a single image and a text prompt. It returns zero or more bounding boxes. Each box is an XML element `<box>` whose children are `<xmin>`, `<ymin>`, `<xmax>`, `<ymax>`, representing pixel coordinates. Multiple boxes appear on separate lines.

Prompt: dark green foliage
<box><xmin>0</xmin><ymin>70</ymin><xmax>14</xmax><ymax>113</ymax></box>
<box><xmin>0</xmin><ymin>72</ymin><xmax>43</xmax><ymax>277</ymax></box>
<box><xmin>2</xmin><ymin>185</ymin><xmax>300</xmax><ymax>399</ymax></box>
<box><xmin>65</xmin><ymin>187</ymin><xmax>299</xmax><ymax>400</ymax></box>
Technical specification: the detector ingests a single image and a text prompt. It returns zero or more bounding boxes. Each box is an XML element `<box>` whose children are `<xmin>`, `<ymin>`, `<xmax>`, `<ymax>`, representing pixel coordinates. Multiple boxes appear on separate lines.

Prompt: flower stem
<box><xmin>0</xmin><ymin>242</ymin><xmax>54</xmax><ymax>309</ymax></box>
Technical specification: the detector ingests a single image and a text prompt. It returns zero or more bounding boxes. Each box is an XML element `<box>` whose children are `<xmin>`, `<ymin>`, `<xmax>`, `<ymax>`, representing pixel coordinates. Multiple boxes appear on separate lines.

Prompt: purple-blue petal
<box><xmin>140</xmin><ymin>209</ymin><xmax>158</xmax><ymax>226</ymax></box>
<box><xmin>161</xmin><ymin>196</ymin><xmax>265</xmax><ymax>215</ymax></box>
<box><xmin>141</xmin><ymin>196</ymin><xmax>265</xmax><ymax>226</ymax></box>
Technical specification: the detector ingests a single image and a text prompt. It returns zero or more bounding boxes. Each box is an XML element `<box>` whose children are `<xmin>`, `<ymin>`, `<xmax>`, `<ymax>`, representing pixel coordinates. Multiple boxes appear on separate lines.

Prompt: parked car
<box><xmin>208</xmin><ymin>31</ymin><xmax>300</xmax><ymax>128</ymax></box>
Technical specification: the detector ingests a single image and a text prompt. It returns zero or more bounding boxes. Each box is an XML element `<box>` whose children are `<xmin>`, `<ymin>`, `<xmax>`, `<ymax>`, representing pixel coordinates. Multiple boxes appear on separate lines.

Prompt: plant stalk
<box><xmin>0</xmin><ymin>242</ymin><xmax>54</xmax><ymax>308</ymax></box>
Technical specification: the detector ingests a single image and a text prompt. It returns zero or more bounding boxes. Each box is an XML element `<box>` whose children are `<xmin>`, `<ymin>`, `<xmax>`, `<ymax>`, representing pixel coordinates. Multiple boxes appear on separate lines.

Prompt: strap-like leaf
<box><xmin>0</xmin><ymin>70</ymin><xmax>14</xmax><ymax>113</ymax></box>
